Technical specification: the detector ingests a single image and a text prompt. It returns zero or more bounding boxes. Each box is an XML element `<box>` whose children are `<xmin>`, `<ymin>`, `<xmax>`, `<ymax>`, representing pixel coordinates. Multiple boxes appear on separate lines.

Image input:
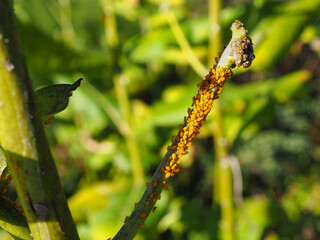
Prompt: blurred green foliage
<box><xmin>1</xmin><ymin>0</ymin><xmax>320</xmax><ymax>239</ymax></box>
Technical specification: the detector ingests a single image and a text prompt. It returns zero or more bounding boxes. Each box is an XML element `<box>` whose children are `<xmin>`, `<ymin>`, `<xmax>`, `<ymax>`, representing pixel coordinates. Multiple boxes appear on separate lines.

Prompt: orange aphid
<box><xmin>170</xmin><ymin>145</ymin><xmax>177</xmax><ymax>150</ymax></box>
<box><xmin>139</xmin><ymin>222</ymin><xmax>145</xmax><ymax>228</ymax></box>
<box><xmin>146</xmin><ymin>182</ymin><xmax>149</xmax><ymax>187</ymax></box>
<box><xmin>157</xmin><ymin>193</ymin><xmax>161</xmax><ymax>200</ymax></box>
<box><xmin>124</xmin><ymin>216</ymin><xmax>129</xmax><ymax>223</ymax></box>
<box><xmin>153</xmin><ymin>181</ymin><xmax>158</xmax><ymax>188</ymax></box>
<box><xmin>152</xmin><ymin>207</ymin><xmax>157</xmax><ymax>213</ymax></box>
<box><xmin>153</xmin><ymin>197</ymin><xmax>157</xmax><ymax>202</ymax></box>
<box><xmin>169</xmin><ymin>160</ymin><xmax>174</xmax><ymax>167</ymax></box>
<box><xmin>145</xmin><ymin>200</ymin><xmax>150</xmax><ymax>206</ymax></box>
<box><xmin>12</xmin><ymin>163</ymin><xmax>18</xmax><ymax>169</ymax></box>
<box><xmin>164</xmin><ymin>182</ymin><xmax>169</xmax><ymax>190</ymax></box>
<box><xmin>134</xmin><ymin>203</ymin><xmax>138</xmax><ymax>208</ymax></box>
<box><xmin>14</xmin><ymin>202</ymin><xmax>21</xmax><ymax>209</ymax></box>
<box><xmin>140</xmin><ymin>212</ymin><xmax>147</xmax><ymax>218</ymax></box>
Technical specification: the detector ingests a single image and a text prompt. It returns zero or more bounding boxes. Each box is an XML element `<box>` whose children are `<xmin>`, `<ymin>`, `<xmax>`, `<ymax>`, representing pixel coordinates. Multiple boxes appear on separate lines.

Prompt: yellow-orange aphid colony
<box><xmin>161</xmin><ymin>63</ymin><xmax>233</xmax><ymax>180</ymax></box>
<box><xmin>114</xmin><ymin>21</ymin><xmax>254</xmax><ymax>240</ymax></box>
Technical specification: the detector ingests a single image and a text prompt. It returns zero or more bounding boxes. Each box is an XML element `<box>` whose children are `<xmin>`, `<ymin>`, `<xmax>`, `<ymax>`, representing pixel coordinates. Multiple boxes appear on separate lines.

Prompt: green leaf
<box><xmin>0</xmin><ymin>148</ymin><xmax>10</xmax><ymax>195</ymax></box>
<box><xmin>251</xmin><ymin>0</ymin><xmax>320</xmax><ymax>71</ymax></box>
<box><xmin>236</xmin><ymin>196</ymin><xmax>271</xmax><ymax>240</ymax></box>
<box><xmin>34</xmin><ymin>78</ymin><xmax>82</xmax><ymax>124</ymax></box>
<box><xmin>222</xmin><ymin>70</ymin><xmax>311</xmax><ymax>144</ymax></box>
<box><xmin>0</xmin><ymin>198</ymin><xmax>32</xmax><ymax>240</ymax></box>
<box><xmin>150</xmin><ymin>84</ymin><xmax>195</xmax><ymax>127</ymax></box>
<box><xmin>0</xmin><ymin>151</ymin><xmax>32</xmax><ymax>240</ymax></box>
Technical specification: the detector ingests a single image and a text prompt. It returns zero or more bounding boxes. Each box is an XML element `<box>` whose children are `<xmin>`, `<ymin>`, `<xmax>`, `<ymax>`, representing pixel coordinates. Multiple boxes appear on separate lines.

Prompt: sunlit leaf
<box><xmin>35</xmin><ymin>78</ymin><xmax>82</xmax><ymax>124</ymax></box>
<box><xmin>0</xmin><ymin>148</ymin><xmax>10</xmax><ymax>195</ymax></box>
<box><xmin>251</xmin><ymin>0</ymin><xmax>320</xmax><ymax>71</ymax></box>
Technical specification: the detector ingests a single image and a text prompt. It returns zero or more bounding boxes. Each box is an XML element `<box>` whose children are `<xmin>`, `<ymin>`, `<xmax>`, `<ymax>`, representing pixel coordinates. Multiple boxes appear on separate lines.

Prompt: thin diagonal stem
<box><xmin>165</xmin><ymin>10</ymin><xmax>207</xmax><ymax>76</ymax></box>
<box><xmin>112</xmin><ymin>20</ymin><xmax>253</xmax><ymax>240</ymax></box>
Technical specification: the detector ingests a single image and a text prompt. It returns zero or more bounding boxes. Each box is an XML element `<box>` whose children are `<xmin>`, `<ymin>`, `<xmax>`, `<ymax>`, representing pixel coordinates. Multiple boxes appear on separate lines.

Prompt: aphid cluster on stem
<box><xmin>161</xmin><ymin>64</ymin><xmax>233</xmax><ymax>181</ymax></box>
<box><xmin>114</xmin><ymin>19</ymin><xmax>254</xmax><ymax>240</ymax></box>
<box><xmin>1</xmin><ymin>174</ymin><xmax>25</xmax><ymax>216</ymax></box>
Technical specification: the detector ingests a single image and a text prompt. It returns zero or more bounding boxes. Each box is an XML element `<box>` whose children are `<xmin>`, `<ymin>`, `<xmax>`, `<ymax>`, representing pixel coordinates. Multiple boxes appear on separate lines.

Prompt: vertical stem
<box><xmin>213</xmin><ymin>106</ymin><xmax>234</xmax><ymax>240</ymax></box>
<box><xmin>100</xmin><ymin>0</ymin><xmax>144</xmax><ymax>184</ymax></box>
<box><xmin>101</xmin><ymin>0</ymin><xmax>119</xmax><ymax>48</ymax></box>
<box><xmin>114</xmin><ymin>75</ymin><xmax>145</xmax><ymax>184</ymax></box>
<box><xmin>0</xmin><ymin>1</ymin><xmax>79</xmax><ymax>239</ymax></box>
<box><xmin>208</xmin><ymin>0</ymin><xmax>234</xmax><ymax>239</ymax></box>
<box><xmin>58</xmin><ymin>0</ymin><xmax>78</xmax><ymax>48</ymax></box>
<box><xmin>208</xmin><ymin>0</ymin><xmax>222</xmax><ymax>67</ymax></box>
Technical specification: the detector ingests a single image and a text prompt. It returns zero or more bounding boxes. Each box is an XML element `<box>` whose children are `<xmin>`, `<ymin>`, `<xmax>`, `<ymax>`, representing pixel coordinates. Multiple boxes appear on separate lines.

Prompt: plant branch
<box><xmin>114</xmin><ymin>74</ymin><xmax>145</xmax><ymax>183</ymax></box>
<box><xmin>0</xmin><ymin>1</ymin><xmax>79</xmax><ymax>239</ymax></box>
<box><xmin>112</xmin><ymin>20</ymin><xmax>254</xmax><ymax>240</ymax></box>
<box><xmin>164</xmin><ymin>7</ymin><xmax>207</xmax><ymax>76</ymax></box>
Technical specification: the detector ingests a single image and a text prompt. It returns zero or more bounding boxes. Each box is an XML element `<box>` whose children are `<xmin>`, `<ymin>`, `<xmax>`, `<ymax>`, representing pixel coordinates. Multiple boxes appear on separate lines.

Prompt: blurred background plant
<box><xmin>1</xmin><ymin>0</ymin><xmax>320</xmax><ymax>239</ymax></box>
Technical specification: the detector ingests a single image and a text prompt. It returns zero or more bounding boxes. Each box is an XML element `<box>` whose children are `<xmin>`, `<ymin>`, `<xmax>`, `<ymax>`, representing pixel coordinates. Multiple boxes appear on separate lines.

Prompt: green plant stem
<box><xmin>114</xmin><ymin>75</ymin><xmax>145</xmax><ymax>184</ymax></box>
<box><xmin>112</xmin><ymin>20</ymin><xmax>252</xmax><ymax>240</ymax></box>
<box><xmin>101</xmin><ymin>0</ymin><xmax>119</xmax><ymax>47</ymax></box>
<box><xmin>58</xmin><ymin>0</ymin><xmax>78</xmax><ymax>48</ymax></box>
<box><xmin>165</xmin><ymin>10</ymin><xmax>207</xmax><ymax>76</ymax></box>
<box><xmin>208</xmin><ymin>0</ymin><xmax>222</xmax><ymax>67</ymax></box>
<box><xmin>208</xmin><ymin>1</ymin><xmax>235</xmax><ymax>239</ymax></box>
<box><xmin>0</xmin><ymin>1</ymin><xmax>79</xmax><ymax>239</ymax></box>
<box><xmin>100</xmin><ymin>0</ymin><xmax>144</xmax><ymax>184</ymax></box>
